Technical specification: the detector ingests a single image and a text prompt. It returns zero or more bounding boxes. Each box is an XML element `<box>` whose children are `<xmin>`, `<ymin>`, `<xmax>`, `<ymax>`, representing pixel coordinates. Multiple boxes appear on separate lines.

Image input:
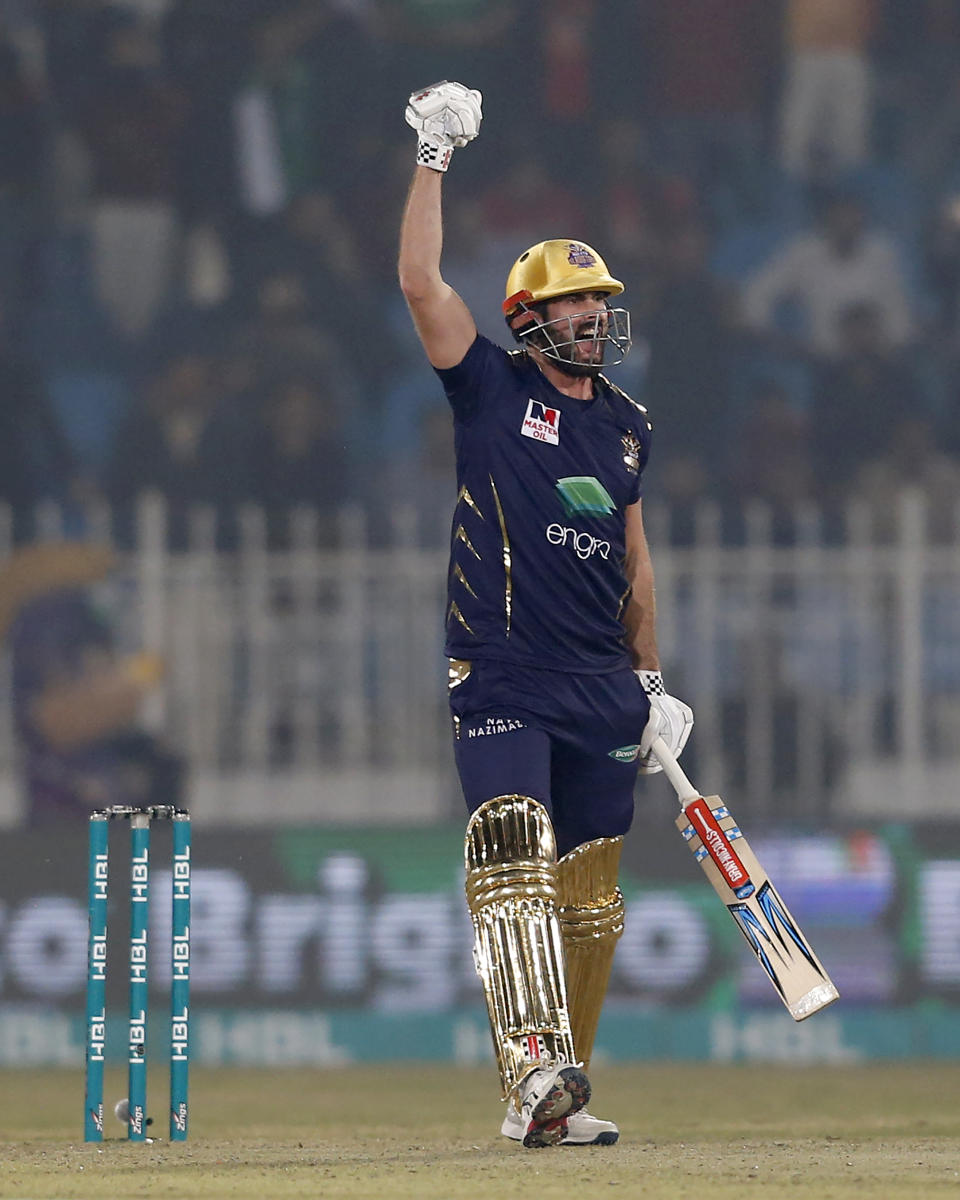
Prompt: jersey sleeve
<box><xmin>433</xmin><ymin>334</ymin><xmax>506</xmax><ymax>425</ymax></box>
<box><xmin>631</xmin><ymin>414</ymin><xmax>651</xmax><ymax>505</ymax></box>
<box><xmin>608</xmin><ymin>388</ymin><xmax>651</xmax><ymax>507</ymax></box>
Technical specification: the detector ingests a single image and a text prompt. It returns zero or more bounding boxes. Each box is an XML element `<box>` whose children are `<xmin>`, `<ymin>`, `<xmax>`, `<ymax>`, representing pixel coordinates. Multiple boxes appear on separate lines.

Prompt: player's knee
<box><xmin>465</xmin><ymin>795</ymin><xmax>558</xmax><ymax>905</ymax></box>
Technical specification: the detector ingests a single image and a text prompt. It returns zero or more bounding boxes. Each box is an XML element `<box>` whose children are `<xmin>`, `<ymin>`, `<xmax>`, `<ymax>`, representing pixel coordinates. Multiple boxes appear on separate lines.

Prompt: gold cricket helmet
<box><xmin>503</xmin><ymin>240</ymin><xmax>624</xmax><ymax>316</ymax></box>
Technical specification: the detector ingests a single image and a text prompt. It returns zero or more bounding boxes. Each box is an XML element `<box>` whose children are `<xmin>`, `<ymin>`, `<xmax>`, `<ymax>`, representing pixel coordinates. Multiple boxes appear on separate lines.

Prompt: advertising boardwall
<box><xmin>1</xmin><ymin>822</ymin><xmax>958</xmax><ymax>1065</ymax></box>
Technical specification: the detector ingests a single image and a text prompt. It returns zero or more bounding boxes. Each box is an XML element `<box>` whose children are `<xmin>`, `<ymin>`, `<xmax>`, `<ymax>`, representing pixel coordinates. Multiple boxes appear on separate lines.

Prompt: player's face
<box><xmin>543</xmin><ymin>292</ymin><xmax>610</xmax><ymax>365</ymax></box>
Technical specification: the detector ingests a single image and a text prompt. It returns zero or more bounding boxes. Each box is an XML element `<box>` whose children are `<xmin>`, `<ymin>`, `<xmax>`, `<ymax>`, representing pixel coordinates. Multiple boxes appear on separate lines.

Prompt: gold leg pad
<box><xmin>465</xmin><ymin>796</ymin><xmax>577</xmax><ymax>1099</ymax></box>
<box><xmin>557</xmin><ymin>836</ymin><xmax>625</xmax><ymax>1072</ymax></box>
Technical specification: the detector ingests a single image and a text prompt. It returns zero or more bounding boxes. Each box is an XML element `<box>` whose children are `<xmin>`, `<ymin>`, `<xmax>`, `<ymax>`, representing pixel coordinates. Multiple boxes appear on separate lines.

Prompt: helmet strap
<box><xmin>506</xmin><ymin>300</ymin><xmax>545</xmax><ymax>344</ymax></box>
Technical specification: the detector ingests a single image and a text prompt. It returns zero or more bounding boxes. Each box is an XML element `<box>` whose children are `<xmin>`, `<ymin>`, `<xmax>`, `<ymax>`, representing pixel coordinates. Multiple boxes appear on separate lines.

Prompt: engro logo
<box><xmin>545</xmin><ymin>523</ymin><xmax>611</xmax><ymax>561</ymax></box>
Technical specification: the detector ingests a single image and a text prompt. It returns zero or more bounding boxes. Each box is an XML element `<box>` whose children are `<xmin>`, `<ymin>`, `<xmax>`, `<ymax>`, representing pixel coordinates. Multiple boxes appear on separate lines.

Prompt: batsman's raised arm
<box><xmin>398</xmin><ymin>81</ymin><xmax>482</xmax><ymax>368</ymax></box>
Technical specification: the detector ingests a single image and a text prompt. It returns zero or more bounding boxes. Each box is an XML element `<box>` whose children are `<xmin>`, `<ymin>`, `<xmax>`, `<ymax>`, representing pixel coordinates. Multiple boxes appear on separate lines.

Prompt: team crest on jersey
<box><xmin>621</xmin><ymin>431</ymin><xmax>642</xmax><ymax>472</ymax></box>
<box><xmin>567</xmin><ymin>243</ymin><xmax>596</xmax><ymax>268</ymax></box>
<box><xmin>521</xmin><ymin>399</ymin><xmax>560</xmax><ymax>445</ymax></box>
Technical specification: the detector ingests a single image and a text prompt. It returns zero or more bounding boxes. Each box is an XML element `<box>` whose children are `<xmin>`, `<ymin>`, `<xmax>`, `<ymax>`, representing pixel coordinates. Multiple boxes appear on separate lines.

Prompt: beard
<box><xmin>530</xmin><ymin>331</ymin><xmax>605</xmax><ymax>377</ymax></box>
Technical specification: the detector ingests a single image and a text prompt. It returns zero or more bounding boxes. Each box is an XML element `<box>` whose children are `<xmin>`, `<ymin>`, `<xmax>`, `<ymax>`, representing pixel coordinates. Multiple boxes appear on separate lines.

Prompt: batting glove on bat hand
<box><xmin>636</xmin><ymin>670</ymin><xmax>694</xmax><ymax>775</ymax></box>
<box><xmin>405</xmin><ymin>80</ymin><xmax>482</xmax><ymax>172</ymax></box>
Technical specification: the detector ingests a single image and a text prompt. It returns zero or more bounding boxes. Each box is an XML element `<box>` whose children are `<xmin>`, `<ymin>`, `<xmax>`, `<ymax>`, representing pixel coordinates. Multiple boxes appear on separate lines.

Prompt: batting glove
<box><xmin>405</xmin><ymin>80</ymin><xmax>482</xmax><ymax>172</ymax></box>
<box><xmin>636</xmin><ymin>670</ymin><xmax>694</xmax><ymax>775</ymax></box>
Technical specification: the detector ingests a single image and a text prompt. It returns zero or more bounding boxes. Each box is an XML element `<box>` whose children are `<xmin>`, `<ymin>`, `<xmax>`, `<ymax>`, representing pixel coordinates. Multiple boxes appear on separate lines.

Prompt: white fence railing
<box><xmin>0</xmin><ymin>489</ymin><xmax>957</xmax><ymax>826</ymax></box>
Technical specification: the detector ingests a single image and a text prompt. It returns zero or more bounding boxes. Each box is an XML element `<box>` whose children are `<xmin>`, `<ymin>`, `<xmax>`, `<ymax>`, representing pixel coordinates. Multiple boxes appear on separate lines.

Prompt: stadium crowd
<box><xmin>2</xmin><ymin>0</ymin><xmax>960</xmax><ymax>546</ymax></box>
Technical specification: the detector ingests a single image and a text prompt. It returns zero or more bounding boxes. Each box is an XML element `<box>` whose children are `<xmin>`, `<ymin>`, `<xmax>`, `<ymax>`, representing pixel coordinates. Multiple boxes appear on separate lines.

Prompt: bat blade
<box><xmin>677</xmin><ymin>795</ymin><xmax>839</xmax><ymax>1021</ymax></box>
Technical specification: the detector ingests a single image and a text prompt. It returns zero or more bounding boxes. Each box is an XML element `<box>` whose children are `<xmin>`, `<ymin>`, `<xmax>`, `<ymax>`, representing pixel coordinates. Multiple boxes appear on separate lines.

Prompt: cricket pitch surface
<box><xmin>1</xmin><ymin>1064</ymin><xmax>958</xmax><ymax>1199</ymax></box>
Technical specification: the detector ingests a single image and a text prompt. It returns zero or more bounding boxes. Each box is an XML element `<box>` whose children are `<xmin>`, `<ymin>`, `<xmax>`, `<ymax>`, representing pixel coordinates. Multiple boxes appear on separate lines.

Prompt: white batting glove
<box><xmin>405</xmin><ymin>80</ymin><xmax>482</xmax><ymax>172</ymax></box>
<box><xmin>636</xmin><ymin>670</ymin><xmax>694</xmax><ymax>775</ymax></box>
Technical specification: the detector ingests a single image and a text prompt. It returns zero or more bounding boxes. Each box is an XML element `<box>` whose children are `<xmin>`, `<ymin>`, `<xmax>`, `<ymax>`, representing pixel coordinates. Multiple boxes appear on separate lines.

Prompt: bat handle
<box><xmin>650</xmin><ymin>736</ymin><xmax>700</xmax><ymax>806</ymax></box>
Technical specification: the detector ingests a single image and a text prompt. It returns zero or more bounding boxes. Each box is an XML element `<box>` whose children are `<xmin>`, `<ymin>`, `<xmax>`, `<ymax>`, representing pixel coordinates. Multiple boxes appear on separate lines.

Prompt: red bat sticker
<box><xmin>687</xmin><ymin>798</ymin><xmax>755</xmax><ymax>898</ymax></box>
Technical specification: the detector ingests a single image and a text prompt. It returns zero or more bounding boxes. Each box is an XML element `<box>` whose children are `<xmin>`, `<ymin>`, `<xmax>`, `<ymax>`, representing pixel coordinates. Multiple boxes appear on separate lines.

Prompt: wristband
<box><xmin>635</xmin><ymin>669</ymin><xmax>665</xmax><ymax>697</ymax></box>
<box><xmin>416</xmin><ymin>138</ymin><xmax>453</xmax><ymax>172</ymax></box>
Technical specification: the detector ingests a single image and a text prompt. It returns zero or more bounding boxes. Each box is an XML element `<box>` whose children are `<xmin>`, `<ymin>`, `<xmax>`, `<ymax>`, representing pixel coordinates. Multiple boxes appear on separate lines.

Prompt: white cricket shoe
<box><xmin>513</xmin><ymin>1063</ymin><xmax>591</xmax><ymax>1148</ymax></box>
<box><xmin>501</xmin><ymin>1104</ymin><xmax>619</xmax><ymax>1146</ymax></box>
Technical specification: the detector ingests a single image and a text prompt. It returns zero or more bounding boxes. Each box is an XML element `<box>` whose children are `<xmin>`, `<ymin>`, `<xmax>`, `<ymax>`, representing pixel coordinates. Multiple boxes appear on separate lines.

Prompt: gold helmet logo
<box><xmin>503</xmin><ymin>240</ymin><xmax>624</xmax><ymax>317</ymax></box>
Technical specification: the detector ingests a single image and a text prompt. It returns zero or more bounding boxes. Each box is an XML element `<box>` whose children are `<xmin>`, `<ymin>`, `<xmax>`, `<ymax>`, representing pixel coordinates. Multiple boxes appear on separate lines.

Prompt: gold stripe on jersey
<box><xmin>457</xmin><ymin>485</ymin><xmax>484</xmax><ymax>520</ymax></box>
<box><xmin>448</xmin><ymin>600</ymin><xmax>475</xmax><ymax>635</ymax></box>
<box><xmin>599</xmin><ymin>372</ymin><xmax>650</xmax><ymax>420</ymax></box>
<box><xmin>448</xmin><ymin>658</ymin><xmax>473</xmax><ymax>689</ymax></box>
<box><xmin>489</xmin><ymin>475</ymin><xmax>512</xmax><ymax>638</ymax></box>
<box><xmin>615</xmin><ymin>582</ymin><xmax>631</xmax><ymax>623</ymax></box>
<box><xmin>453</xmin><ymin>563</ymin><xmax>478</xmax><ymax>598</ymax></box>
<box><xmin>455</xmin><ymin>525</ymin><xmax>481</xmax><ymax>560</ymax></box>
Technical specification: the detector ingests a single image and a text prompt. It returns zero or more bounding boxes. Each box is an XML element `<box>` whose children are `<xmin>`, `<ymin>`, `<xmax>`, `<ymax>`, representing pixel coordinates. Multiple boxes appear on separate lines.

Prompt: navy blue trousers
<box><xmin>449</xmin><ymin>658</ymin><xmax>651</xmax><ymax>859</ymax></box>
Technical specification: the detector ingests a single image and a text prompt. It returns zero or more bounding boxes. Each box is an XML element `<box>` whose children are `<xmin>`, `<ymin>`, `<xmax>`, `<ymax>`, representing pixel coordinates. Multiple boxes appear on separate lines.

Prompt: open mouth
<box><xmin>572</xmin><ymin>332</ymin><xmax>604</xmax><ymax>359</ymax></box>
<box><xmin>518</xmin><ymin>304</ymin><xmax>631</xmax><ymax>372</ymax></box>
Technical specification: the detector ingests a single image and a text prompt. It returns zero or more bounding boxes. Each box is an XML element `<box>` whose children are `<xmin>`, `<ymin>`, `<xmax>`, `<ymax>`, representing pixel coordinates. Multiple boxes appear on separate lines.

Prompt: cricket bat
<box><xmin>651</xmin><ymin>736</ymin><xmax>839</xmax><ymax>1021</ymax></box>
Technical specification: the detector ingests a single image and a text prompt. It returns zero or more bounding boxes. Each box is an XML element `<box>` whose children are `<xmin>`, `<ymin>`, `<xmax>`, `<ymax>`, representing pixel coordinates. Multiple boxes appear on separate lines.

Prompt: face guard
<box><xmin>503</xmin><ymin>240</ymin><xmax>632</xmax><ymax>378</ymax></box>
<box><xmin>510</xmin><ymin>299</ymin><xmax>632</xmax><ymax>378</ymax></box>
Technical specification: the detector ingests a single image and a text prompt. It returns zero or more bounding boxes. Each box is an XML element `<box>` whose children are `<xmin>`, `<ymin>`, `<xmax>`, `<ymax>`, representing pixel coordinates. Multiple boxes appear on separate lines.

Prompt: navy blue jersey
<box><xmin>435</xmin><ymin>335</ymin><xmax>651</xmax><ymax>673</ymax></box>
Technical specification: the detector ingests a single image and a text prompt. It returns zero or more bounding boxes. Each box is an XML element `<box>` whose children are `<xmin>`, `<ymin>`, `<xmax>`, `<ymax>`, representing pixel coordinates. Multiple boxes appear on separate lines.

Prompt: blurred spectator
<box><xmin>539</xmin><ymin>0</ymin><xmax>598</xmax><ymax>149</ymax></box>
<box><xmin>380</xmin><ymin>404</ymin><xmax>456</xmax><ymax>542</ymax></box>
<box><xmin>75</xmin><ymin>9</ymin><xmax>188</xmax><ymax>340</ymax></box>
<box><xmin>0</xmin><ymin>1</ymin><xmax>46</xmax><ymax>83</ymax></box>
<box><xmin>0</xmin><ymin>0</ymin><xmax>957</xmax><ymax>535</ymax></box>
<box><xmin>944</xmin><ymin>380</ymin><xmax>960</xmax><ymax>459</ymax></box>
<box><xmin>162</xmin><ymin>0</ymin><xmax>259</xmax><ymax>234</ymax></box>
<box><xmin>595</xmin><ymin>118</ymin><xmax>664</xmax><ymax>277</ymax></box>
<box><xmin>42</xmin><ymin>0</ymin><xmax>112</xmax><ymax>113</ymax></box>
<box><xmin>0</xmin><ymin>37</ymin><xmax>48</xmax><ymax>333</ymax></box>
<box><xmin>923</xmin><ymin>192</ymin><xmax>960</xmax><ymax>344</ymax></box>
<box><xmin>236</xmin><ymin>189</ymin><xmax>383</xmax><ymax>369</ymax></box>
<box><xmin>476</xmin><ymin>151</ymin><xmax>587</xmax><ymax>247</ymax></box>
<box><xmin>741</xmin><ymin>186</ymin><xmax>915</xmax><ymax>357</ymax></box>
<box><xmin>380</xmin><ymin>0</ymin><xmax>519</xmax><ymax>137</ymax></box>
<box><xmin>729</xmin><ymin>378</ymin><xmax>813</xmax><ymax>510</ymax></box>
<box><xmin>284</xmin><ymin>190</ymin><xmax>367</xmax><ymax>303</ymax></box>
<box><xmin>852</xmin><ymin>415</ymin><xmax>960</xmax><ymax>542</ymax></box>
<box><xmin>230</xmin><ymin>266</ymin><xmax>368</xmax><ymax>415</ymax></box>
<box><xmin>231</xmin><ymin>0</ymin><xmax>384</xmax><ymax>219</ymax></box>
<box><xmin>778</xmin><ymin>0</ymin><xmax>879</xmax><ymax>181</ymax></box>
<box><xmin>642</xmin><ymin>212</ymin><xmax>735</xmax><ymax>480</ymax></box>
<box><xmin>887</xmin><ymin>0</ymin><xmax>960</xmax><ymax>196</ymax></box>
<box><xmin>654</xmin><ymin>452</ymin><xmax>716</xmax><ymax>546</ymax></box>
<box><xmin>236</xmin><ymin>371</ymin><xmax>352</xmax><ymax>544</ymax></box>
<box><xmin>639</xmin><ymin>0</ymin><xmax>779</xmax><ymax>222</ymax></box>
<box><xmin>102</xmin><ymin>347</ymin><xmax>235</xmax><ymax>544</ymax></box>
<box><xmin>811</xmin><ymin>301</ymin><xmax>923</xmax><ymax>502</ymax></box>
<box><xmin>0</xmin><ymin>303</ymin><xmax>91</xmax><ymax>537</ymax></box>
<box><xmin>0</xmin><ymin>543</ymin><xmax>183</xmax><ymax>825</ymax></box>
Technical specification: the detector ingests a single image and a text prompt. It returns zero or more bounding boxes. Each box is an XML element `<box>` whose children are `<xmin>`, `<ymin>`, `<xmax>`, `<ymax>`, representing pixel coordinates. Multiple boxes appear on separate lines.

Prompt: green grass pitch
<box><xmin>2</xmin><ymin>1064</ymin><xmax>959</xmax><ymax>1198</ymax></box>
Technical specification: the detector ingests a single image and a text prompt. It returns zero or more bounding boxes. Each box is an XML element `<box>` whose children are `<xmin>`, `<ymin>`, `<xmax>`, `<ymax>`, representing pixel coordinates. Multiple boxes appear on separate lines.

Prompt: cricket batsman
<box><xmin>398</xmin><ymin>81</ymin><xmax>694</xmax><ymax>1148</ymax></box>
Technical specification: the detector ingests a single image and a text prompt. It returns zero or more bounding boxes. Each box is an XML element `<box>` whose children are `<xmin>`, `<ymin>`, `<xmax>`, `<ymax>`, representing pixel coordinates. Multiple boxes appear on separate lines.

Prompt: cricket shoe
<box><xmin>501</xmin><ymin>1104</ymin><xmax>619</xmax><ymax>1146</ymax></box>
<box><xmin>514</xmin><ymin>1063</ymin><xmax>591</xmax><ymax>1148</ymax></box>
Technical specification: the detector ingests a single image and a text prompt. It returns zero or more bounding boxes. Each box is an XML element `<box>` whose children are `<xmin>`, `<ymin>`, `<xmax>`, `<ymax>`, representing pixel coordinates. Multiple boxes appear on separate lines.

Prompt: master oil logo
<box><xmin>555</xmin><ymin>476</ymin><xmax>615</xmax><ymax>517</ymax></box>
<box><xmin>521</xmin><ymin>399</ymin><xmax>560</xmax><ymax>445</ymax></box>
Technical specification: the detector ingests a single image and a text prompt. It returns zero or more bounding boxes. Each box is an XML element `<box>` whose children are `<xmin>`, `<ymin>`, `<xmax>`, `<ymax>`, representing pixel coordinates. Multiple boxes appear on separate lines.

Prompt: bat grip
<box><xmin>650</xmin><ymin>736</ymin><xmax>700</xmax><ymax>806</ymax></box>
